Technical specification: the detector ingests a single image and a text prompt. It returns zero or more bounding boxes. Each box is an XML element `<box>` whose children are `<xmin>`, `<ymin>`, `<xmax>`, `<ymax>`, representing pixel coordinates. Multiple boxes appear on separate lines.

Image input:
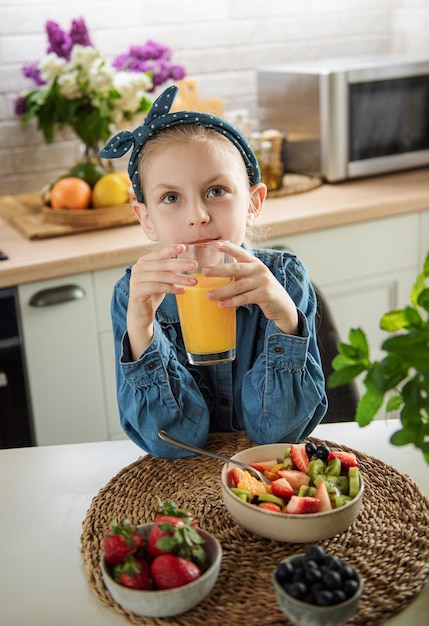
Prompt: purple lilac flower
<box><xmin>70</xmin><ymin>17</ymin><xmax>93</xmax><ymax>47</ymax></box>
<box><xmin>22</xmin><ymin>61</ymin><xmax>46</xmax><ymax>86</ymax></box>
<box><xmin>14</xmin><ymin>96</ymin><xmax>28</xmax><ymax>116</ymax></box>
<box><xmin>46</xmin><ymin>20</ymin><xmax>72</xmax><ymax>60</ymax></box>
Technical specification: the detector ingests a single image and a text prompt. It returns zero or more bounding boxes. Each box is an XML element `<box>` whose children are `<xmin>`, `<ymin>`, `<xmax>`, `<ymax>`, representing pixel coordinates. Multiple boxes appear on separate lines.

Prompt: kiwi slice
<box><xmin>314</xmin><ymin>474</ymin><xmax>349</xmax><ymax>495</ymax></box>
<box><xmin>257</xmin><ymin>493</ymin><xmax>285</xmax><ymax>507</ymax></box>
<box><xmin>348</xmin><ymin>467</ymin><xmax>361</xmax><ymax>498</ymax></box>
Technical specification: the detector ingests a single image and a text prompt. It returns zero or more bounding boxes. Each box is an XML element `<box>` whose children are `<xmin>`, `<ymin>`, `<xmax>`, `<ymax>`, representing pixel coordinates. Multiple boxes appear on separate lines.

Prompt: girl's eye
<box><xmin>208</xmin><ymin>186</ymin><xmax>226</xmax><ymax>198</ymax></box>
<box><xmin>162</xmin><ymin>192</ymin><xmax>180</xmax><ymax>204</ymax></box>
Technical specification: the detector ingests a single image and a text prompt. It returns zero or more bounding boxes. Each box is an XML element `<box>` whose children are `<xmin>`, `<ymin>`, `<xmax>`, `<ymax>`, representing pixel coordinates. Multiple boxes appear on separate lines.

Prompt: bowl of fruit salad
<box><xmin>221</xmin><ymin>442</ymin><xmax>364</xmax><ymax>542</ymax></box>
<box><xmin>273</xmin><ymin>545</ymin><xmax>364</xmax><ymax>625</ymax></box>
<box><xmin>100</xmin><ymin>501</ymin><xmax>222</xmax><ymax>617</ymax></box>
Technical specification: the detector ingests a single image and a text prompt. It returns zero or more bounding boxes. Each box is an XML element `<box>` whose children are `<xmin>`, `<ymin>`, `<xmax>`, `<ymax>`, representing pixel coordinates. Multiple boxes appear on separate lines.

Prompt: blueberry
<box><xmin>305</xmin><ymin>442</ymin><xmax>317</xmax><ymax>459</ymax></box>
<box><xmin>276</xmin><ymin>561</ymin><xmax>294</xmax><ymax>585</ymax></box>
<box><xmin>316</xmin><ymin>445</ymin><xmax>330</xmax><ymax>462</ymax></box>
<box><xmin>331</xmin><ymin>589</ymin><xmax>347</xmax><ymax>604</ymax></box>
<box><xmin>323</xmin><ymin>555</ymin><xmax>341</xmax><ymax>570</ymax></box>
<box><xmin>315</xmin><ymin>589</ymin><xmax>334</xmax><ymax>606</ymax></box>
<box><xmin>305</xmin><ymin>545</ymin><xmax>326</xmax><ymax>563</ymax></box>
<box><xmin>343</xmin><ymin>578</ymin><xmax>360</xmax><ymax>598</ymax></box>
<box><xmin>338</xmin><ymin>563</ymin><xmax>356</xmax><ymax>581</ymax></box>
<box><xmin>323</xmin><ymin>569</ymin><xmax>342</xmax><ymax>589</ymax></box>
<box><xmin>304</xmin><ymin>567</ymin><xmax>323</xmax><ymax>584</ymax></box>
<box><xmin>286</xmin><ymin>581</ymin><xmax>307</xmax><ymax>599</ymax></box>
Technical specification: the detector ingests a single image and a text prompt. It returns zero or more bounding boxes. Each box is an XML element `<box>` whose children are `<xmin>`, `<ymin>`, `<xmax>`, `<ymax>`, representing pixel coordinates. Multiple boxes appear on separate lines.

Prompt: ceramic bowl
<box><xmin>100</xmin><ymin>523</ymin><xmax>222</xmax><ymax>617</ymax></box>
<box><xmin>272</xmin><ymin>552</ymin><xmax>364</xmax><ymax>626</ymax></box>
<box><xmin>221</xmin><ymin>443</ymin><xmax>364</xmax><ymax>542</ymax></box>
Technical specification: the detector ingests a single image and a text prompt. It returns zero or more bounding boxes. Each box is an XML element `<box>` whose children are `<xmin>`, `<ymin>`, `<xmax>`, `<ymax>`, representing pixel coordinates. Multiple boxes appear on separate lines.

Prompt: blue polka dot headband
<box><xmin>99</xmin><ymin>85</ymin><xmax>261</xmax><ymax>202</ymax></box>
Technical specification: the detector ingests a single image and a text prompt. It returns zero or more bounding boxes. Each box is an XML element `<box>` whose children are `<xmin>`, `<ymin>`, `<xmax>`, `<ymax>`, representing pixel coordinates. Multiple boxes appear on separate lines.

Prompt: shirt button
<box><xmin>220</xmin><ymin>397</ymin><xmax>229</xmax><ymax>407</ymax></box>
<box><xmin>146</xmin><ymin>361</ymin><xmax>157</xmax><ymax>371</ymax></box>
<box><xmin>274</xmin><ymin>346</ymin><xmax>284</xmax><ymax>354</ymax></box>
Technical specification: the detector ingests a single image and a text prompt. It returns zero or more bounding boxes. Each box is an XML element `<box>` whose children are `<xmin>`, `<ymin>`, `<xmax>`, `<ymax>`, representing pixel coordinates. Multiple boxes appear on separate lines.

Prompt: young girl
<box><xmin>100</xmin><ymin>86</ymin><xmax>327</xmax><ymax>458</ymax></box>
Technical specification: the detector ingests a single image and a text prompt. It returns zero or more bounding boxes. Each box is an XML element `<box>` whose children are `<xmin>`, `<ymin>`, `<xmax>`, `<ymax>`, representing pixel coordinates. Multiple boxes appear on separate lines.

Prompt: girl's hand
<box><xmin>204</xmin><ymin>241</ymin><xmax>299</xmax><ymax>336</ymax></box>
<box><xmin>126</xmin><ymin>244</ymin><xmax>198</xmax><ymax>358</ymax></box>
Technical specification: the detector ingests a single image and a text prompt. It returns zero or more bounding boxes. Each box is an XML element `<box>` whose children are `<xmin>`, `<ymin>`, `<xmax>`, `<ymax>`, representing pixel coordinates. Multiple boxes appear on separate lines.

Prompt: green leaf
<box><xmin>390</xmin><ymin>427</ymin><xmax>417</xmax><ymax>446</ymax></box>
<box><xmin>380</xmin><ymin>309</ymin><xmax>408</xmax><ymax>332</ymax></box>
<box><xmin>385</xmin><ymin>394</ymin><xmax>403</xmax><ymax>411</ymax></box>
<box><xmin>327</xmin><ymin>363</ymin><xmax>366</xmax><ymax>388</ymax></box>
<box><xmin>382</xmin><ymin>331</ymin><xmax>429</xmax><ymax>372</ymax></box>
<box><xmin>355</xmin><ymin>388</ymin><xmax>384</xmax><ymax>426</ymax></box>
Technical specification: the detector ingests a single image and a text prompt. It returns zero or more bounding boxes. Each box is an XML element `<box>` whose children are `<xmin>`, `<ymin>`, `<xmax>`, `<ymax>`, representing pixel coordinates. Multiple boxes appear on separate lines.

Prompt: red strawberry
<box><xmin>227</xmin><ymin>466</ymin><xmax>245</xmax><ymax>487</ymax></box>
<box><xmin>277</xmin><ymin>469</ymin><xmax>310</xmax><ymax>490</ymax></box>
<box><xmin>290</xmin><ymin>444</ymin><xmax>310</xmax><ymax>473</ymax></box>
<box><xmin>151</xmin><ymin>553</ymin><xmax>201</xmax><ymax>590</ymax></box>
<box><xmin>114</xmin><ymin>556</ymin><xmax>155</xmax><ymax>590</ymax></box>
<box><xmin>249</xmin><ymin>459</ymin><xmax>278</xmax><ymax>473</ymax></box>
<box><xmin>147</xmin><ymin>514</ymin><xmax>186</xmax><ymax>559</ymax></box>
<box><xmin>315</xmin><ymin>480</ymin><xmax>332</xmax><ymax>513</ymax></box>
<box><xmin>285</xmin><ymin>495</ymin><xmax>320</xmax><ymax>514</ymax></box>
<box><xmin>327</xmin><ymin>450</ymin><xmax>357</xmax><ymax>471</ymax></box>
<box><xmin>147</xmin><ymin>500</ymin><xmax>206</xmax><ymax>567</ymax></box>
<box><xmin>102</xmin><ymin>519</ymin><xmax>143</xmax><ymax>566</ymax></box>
<box><xmin>271</xmin><ymin>477</ymin><xmax>294</xmax><ymax>499</ymax></box>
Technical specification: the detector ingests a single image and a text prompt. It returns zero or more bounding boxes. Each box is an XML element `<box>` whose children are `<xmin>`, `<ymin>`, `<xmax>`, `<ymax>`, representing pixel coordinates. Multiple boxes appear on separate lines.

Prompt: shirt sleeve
<box><xmin>111</xmin><ymin>277</ymin><xmax>211</xmax><ymax>458</ymax></box>
<box><xmin>240</xmin><ymin>253</ymin><xmax>328</xmax><ymax>444</ymax></box>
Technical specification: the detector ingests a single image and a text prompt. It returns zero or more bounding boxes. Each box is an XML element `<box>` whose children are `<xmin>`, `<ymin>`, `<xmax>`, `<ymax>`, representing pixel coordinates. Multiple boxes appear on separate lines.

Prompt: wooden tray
<box><xmin>42</xmin><ymin>203</ymin><xmax>137</xmax><ymax>228</ymax></box>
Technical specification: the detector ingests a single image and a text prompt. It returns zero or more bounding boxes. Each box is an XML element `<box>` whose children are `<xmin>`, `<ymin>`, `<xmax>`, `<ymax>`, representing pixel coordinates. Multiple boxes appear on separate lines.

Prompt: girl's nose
<box><xmin>186</xmin><ymin>202</ymin><xmax>210</xmax><ymax>226</ymax></box>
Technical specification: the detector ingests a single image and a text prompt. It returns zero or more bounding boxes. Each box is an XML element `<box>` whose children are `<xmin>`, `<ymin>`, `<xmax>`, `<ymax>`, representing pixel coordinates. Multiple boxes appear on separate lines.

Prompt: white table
<box><xmin>0</xmin><ymin>419</ymin><xmax>428</xmax><ymax>626</ymax></box>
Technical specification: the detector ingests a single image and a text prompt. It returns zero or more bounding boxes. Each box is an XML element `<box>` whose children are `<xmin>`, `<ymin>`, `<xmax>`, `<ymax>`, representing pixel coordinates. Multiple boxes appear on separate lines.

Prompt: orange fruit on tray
<box><xmin>50</xmin><ymin>177</ymin><xmax>92</xmax><ymax>210</ymax></box>
<box><xmin>92</xmin><ymin>173</ymin><xmax>130</xmax><ymax>208</ymax></box>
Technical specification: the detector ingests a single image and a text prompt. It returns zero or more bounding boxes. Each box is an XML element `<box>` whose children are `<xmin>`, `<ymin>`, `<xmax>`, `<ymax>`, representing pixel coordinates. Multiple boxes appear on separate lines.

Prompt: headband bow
<box><xmin>99</xmin><ymin>85</ymin><xmax>260</xmax><ymax>202</ymax></box>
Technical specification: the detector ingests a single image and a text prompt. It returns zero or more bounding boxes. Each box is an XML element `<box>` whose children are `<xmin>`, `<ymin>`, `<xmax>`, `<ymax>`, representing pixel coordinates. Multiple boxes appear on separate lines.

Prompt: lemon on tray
<box><xmin>92</xmin><ymin>173</ymin><xmax>130</xmax><ymax>208</ymax></box>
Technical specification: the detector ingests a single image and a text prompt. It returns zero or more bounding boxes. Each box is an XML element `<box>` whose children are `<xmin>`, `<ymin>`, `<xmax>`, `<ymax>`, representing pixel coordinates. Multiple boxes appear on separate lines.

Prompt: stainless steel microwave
<box><xmin>257</xmin><ymin>56</ymin><xmax>429</xmax><ymax>181</ymax></box>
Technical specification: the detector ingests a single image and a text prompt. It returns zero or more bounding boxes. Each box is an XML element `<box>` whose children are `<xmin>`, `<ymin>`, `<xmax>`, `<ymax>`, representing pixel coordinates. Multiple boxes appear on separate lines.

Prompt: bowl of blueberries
<box><xmin>272</xmin><ymin>545</ymin><xmax>364</xmax><ymax>626</ymax></box>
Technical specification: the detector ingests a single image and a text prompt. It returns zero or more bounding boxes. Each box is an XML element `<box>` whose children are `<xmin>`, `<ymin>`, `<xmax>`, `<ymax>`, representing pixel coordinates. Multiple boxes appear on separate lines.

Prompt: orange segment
<box><xmin>237</xmin><ymin>471</ymin><xmax>270</xmax><ymax>495</ymax></box>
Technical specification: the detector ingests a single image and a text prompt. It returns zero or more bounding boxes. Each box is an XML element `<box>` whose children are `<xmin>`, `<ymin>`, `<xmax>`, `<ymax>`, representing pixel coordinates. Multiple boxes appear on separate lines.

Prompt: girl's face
<box><xmin>133</xmin><ymin>136</ymin><xmax>266</xmax><ymax>247</ymax></box>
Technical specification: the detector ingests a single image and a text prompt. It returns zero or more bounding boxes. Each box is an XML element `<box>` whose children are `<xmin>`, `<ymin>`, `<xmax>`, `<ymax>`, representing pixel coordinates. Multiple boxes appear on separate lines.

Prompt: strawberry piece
<box><xmin>271</xmin><ymin>477</ymin><xmax>294</xmax><ymax>499</ymax></box>
<box><xmin>114</xmin><ymin>556</ymin><xmax>155</xmax><ymax>590</ymax></box>
<box><xmin>258</xmin><ymin>501</ymin><xmax>282</xmax><ymax>513</ymax></box>
<box><xmin>285</xmin><ymin>495</ymin><xmax>320</xmax><ymax>514</ymax></box>
<box><xmin>227</xmin><ymin>467</ymin><xmax>244</xmax><ymax>487</ymax></box>
<box><xmin>151</xmin><ymin>553</ymin><xmax>201</xmax><ymax>590</ymax></box>
<box><xmin>290</xmin><ymin>444</ymin><xmax>310</xmax><ymax>473</ymax></box>
<box><xmin>147</xmin><ymin>500</ymin><xmax>206</xmax><ymax>567</ymax></box>
<box><xmin>277</xmin><ymin>469</ymin><xmax>310</xmax><ymax>491</ymax></box>
<box><xmin>315</xmin><ymin>480</ymin><xmax>333</xmax><ymax>513</ymax></box>
<box><xmin>327</xmin><ymin>450</ymin><xmax>357</xmax><ymax>471</ymax></box>
<box><xmin>249</xmin><ymin>459</ymin><xmax>278</xmax><ymax>473</ymax></box>
<box><xmin>102</xmin><ymin>519</ymin><xmax>143</xmax><ymax>566</ymax></box>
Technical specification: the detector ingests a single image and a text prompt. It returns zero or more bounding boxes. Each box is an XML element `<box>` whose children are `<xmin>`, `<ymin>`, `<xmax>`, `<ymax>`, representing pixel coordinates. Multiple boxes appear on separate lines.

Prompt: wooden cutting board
<box><xmin>170</xmin><ymin>78</ymin><xmax>224</xmax><ymax>116</ymax></box>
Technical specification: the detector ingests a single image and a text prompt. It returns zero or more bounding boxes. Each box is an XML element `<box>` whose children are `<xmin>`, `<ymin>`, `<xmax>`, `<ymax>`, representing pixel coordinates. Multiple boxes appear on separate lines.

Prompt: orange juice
<box><xmin>176</xmin><ymin>273</ymin><xmax>236</xmax><ymax>356</ymax></box>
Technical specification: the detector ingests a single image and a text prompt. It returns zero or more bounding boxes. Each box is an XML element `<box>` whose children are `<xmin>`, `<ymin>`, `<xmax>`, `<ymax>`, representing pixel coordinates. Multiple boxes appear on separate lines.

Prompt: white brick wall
<box><xmin>0</xmin><ymin>0</ymin><xmax>428</xmax><ymax>194</ymax></box>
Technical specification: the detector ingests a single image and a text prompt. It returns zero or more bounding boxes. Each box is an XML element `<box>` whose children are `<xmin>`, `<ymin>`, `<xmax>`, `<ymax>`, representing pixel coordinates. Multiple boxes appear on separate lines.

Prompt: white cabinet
<box><xmin>18</xmin><ymin>266</ymin><xmax>126</xmax><ymax>445</ymax></box>
<box><xmin>254</xmin><ymin>210</ymin><xmax>426</xmax><ymax>369</ymax></box>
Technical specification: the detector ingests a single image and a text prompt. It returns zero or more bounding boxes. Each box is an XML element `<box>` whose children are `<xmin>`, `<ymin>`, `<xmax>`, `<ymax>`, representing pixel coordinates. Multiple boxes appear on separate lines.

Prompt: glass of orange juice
<box><xmin>176</xmin><ymin>241</ymin><xmax>236</xmax><ymax>365</ymax></box>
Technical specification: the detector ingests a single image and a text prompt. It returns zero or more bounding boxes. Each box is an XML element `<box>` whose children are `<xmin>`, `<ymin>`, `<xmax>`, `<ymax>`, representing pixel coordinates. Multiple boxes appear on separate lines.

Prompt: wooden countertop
<box><xmin>1</xmin><ymin>168</ymin><xmax>428</xmax><ymax>289</ymax></box>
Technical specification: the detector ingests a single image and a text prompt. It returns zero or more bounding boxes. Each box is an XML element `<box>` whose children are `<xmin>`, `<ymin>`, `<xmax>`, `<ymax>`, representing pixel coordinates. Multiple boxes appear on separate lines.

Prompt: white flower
<box><xmin>38</xmin><ymin>53</ymin><xmax>67</xmax><ymax>82</ymax></box>
<box><xmin>69</xmin><ymin>44</ymin><xmax>102</xmax><ymax>71</ymax></box>
<box><xmin>57</xmin><ymin>71</ymin><xmax>81</xmax><ymax>99</ymax></box>
<box><xmin>113</xmin><ymin>72</ymin><xmax>153</xmax><ymax>113</ymax></box>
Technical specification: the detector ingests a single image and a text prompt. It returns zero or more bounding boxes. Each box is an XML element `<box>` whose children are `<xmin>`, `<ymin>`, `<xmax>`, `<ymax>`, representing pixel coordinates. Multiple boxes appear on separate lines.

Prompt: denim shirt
<box><xmin>111</xmin><ymin>246</ymin><xmax>327</xmax><ymax>458</ymax></box>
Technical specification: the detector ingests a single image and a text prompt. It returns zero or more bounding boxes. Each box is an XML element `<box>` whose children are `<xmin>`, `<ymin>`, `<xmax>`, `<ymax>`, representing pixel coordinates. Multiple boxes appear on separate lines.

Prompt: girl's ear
<box><xmin>132</xmin><ymin>200</ymin><xmax>158</xmax><ymax>241</ymax></box>
<box><xmin>246</xmin><ymin>182</ymin><xmax>267</xmax><ymax>227</ymax></box>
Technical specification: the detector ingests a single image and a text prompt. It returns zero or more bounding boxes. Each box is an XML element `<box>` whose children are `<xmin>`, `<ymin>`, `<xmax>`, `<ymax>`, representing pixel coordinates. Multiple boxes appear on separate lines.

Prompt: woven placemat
<box><xmin>80</xmin><ymin>432</ymin><xmax>429</xmax><ymax>625</ymax></box>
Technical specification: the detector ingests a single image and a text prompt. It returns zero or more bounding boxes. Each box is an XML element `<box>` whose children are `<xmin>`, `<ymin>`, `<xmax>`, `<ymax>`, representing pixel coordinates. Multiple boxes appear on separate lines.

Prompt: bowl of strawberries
<box><xmin>221</xmin><ymin>442</ymin><xmax>364</xmax><ymax>542</ymax></box>
<box><xmin>100</xmin><ymin>500</ymin><xmax>222</xmax><ymax>617</ymax></box>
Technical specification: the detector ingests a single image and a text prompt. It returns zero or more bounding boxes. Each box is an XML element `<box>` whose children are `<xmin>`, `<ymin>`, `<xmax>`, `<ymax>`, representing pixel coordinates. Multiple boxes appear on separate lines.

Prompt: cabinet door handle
<box><xmin>29</xmin><ymin>284</ymin><xmax>86</xmax><ymax>307</ymax></box>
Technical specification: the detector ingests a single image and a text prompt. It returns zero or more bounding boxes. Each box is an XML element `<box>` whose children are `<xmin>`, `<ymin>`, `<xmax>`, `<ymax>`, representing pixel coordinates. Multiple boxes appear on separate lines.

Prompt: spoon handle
<box><xmin>157</xmin><ymin>429</ymin><xmax>267</xmax><ymax>480</ymax></box>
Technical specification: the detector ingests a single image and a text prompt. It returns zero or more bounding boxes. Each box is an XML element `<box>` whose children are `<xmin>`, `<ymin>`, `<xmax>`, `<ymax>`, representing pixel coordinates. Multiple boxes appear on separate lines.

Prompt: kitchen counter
<box><xmin>0</xmin><ymin>167</ymin><xmax>428</xmax><ymax>289</ymax></box>
<box><xmin>0</xmin><ymin>419</ymin><xmax>427</xmax><ymax>625</ymax></box>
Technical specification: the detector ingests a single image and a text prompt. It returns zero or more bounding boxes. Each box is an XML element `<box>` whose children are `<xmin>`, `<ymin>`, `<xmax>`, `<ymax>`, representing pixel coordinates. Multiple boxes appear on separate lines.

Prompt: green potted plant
<box><xmin>328</xmin><ymin>251</ymin><xmax>429</xmax><ymax>466</ymax></box>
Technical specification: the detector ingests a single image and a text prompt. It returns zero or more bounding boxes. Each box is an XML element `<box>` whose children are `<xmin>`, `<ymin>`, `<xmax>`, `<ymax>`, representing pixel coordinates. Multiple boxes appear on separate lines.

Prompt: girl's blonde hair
<box><xmin>138</xmin><ymin>123</ymin><xmax>250</xmax><ymax>196</ymax></box>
